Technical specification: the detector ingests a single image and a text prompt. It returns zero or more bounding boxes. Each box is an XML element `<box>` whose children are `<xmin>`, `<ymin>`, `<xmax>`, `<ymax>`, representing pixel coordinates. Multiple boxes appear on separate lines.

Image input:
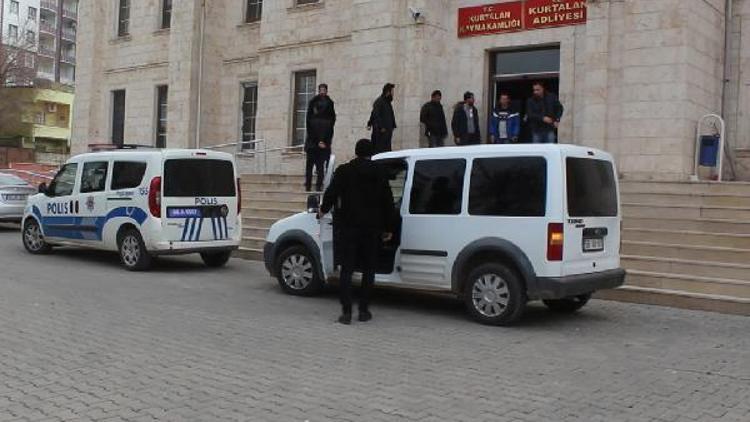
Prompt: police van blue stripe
<box><xmin>211</xmin><ymin>217</ymin><xmax>217</xmax><ymax>240</ymax></box>
<box><xmin>194</xmin><ymin>218</ymin><xmax>204</xmax><ymax>241</ymax></box>
<box><xmin>222</xmin><ymin>216</ymin><xmax>229</xmax><ymax>239</ymax></box>
<box><xmin>181</xmin><ymin>218</ymin><xmax>191</xmax><ymax>241</ymax></box>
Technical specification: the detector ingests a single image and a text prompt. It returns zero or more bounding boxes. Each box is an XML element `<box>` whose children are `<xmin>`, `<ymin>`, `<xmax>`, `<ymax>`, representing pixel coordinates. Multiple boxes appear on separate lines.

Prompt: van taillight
<box><xmin>547</xmin><ymin>223</ymin><xmax>564</xmax><ymax>261</ymax></box>
<box><xmin>236</xmin><ymin>177</ymin><xmax>241</xmax><ymax>215</ymax></box>
<box><xmin>149</xmin><ymin>177</ymin><xmax>162</xmax><ymax>218</ymax></box>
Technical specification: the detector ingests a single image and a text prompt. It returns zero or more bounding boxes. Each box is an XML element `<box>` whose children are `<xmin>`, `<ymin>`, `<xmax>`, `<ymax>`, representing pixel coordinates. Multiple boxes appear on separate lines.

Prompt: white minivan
<box><xmin>22</xmin><ymin>149</ymin><xmax>241</xmax><ymax>270</ymax></box>
<box><xmin>264</xmin><ymin>144</ymin><xmax>625</xmax><ymax>325</ymax></box>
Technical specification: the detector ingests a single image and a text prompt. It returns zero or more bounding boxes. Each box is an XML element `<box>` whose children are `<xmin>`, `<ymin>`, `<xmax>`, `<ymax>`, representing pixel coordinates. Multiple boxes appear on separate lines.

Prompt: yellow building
<box><xmin>0</xmin><ymin>86</ymin><xmax>73</xmax><ymax>164</ymax></box>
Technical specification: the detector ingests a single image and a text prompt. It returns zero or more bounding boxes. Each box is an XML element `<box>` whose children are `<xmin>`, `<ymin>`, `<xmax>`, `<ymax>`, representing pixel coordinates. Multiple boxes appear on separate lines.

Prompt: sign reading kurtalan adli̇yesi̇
<box><xmin>458</xmin><ymin>0</ymin><xmax>587</xmax><ymax>38</ymax></box>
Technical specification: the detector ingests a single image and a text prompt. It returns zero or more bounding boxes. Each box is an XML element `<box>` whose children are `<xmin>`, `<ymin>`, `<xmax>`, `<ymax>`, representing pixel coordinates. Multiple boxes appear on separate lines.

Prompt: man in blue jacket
<box><xmin>489</xmin><ymin>92</ymin><xmax>520</xmax><ymax>144</ymax></box>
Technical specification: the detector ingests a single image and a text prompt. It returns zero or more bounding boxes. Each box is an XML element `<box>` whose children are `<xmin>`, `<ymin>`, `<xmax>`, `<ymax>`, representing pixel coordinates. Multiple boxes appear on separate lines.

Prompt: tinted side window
<box><xmin>469</xmin><ymin>157</ymin><xmax>547</xmax><ymax>217</ymax></box>
<box><xmin>49</xmin><ymin>163</ymin><xmax>78</xmax><ymax>197</ymax></box>
<box><xmin>80</xmin><ymin>162</ymin><xmax>109</xmax><ymax>193</ymax></box>
<box><xmin>567</xmin><ymin>158</ymin><xmax>618</xmax><ymax>217</ymax></box>
<box><xmin>409</xmin><ymin>159</ymin><xmax>466</xmax><ymax>215</ymax></box>
<box><xmin>111</xmin><ymin>162</ymin><xmax>147</xmax><ymax>190</ymax></box>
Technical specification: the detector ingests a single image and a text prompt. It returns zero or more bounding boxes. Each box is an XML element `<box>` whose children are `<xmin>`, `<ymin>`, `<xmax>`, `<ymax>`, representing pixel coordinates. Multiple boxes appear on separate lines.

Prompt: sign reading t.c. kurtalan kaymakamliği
<box><xmin>458</xmin><ymin>0</ymin><xmax>586</xmax><ymax>38</ymax></box>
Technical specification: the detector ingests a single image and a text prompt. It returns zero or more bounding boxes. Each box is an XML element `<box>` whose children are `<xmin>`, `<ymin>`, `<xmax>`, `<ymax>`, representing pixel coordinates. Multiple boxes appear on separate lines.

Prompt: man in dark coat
<box><xmin>305</xmin><ymin>84</ymin><xmax>337</xmax><ymax>191</ymax></box>
<box><xmin>319</xmin><ymin>139</ymin><xmax>395</xmax><ymax>325</ymax></box>
<box><xmin>419</xmin><ymin>90</ymin><xmax>448</xmax><ymax>148</ymax></box>
<box><xmin>369</xmin><ymin>83</ymin><xmax>397</xmax><ymax>154</ymax></box>
<box><xmin>526</xmin><ymin>81</ymin><xmax>563</xmax><ymax>144</ymax></box>
<box><xmin>451</xmin><ymin>91</ymin><xmax>481</xmax><ymax>145</ymax></box>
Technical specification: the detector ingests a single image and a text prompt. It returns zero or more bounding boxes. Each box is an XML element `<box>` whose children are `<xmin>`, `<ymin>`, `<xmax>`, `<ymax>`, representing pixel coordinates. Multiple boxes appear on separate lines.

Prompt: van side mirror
<box><xmin>38</xmin><ymin>183</ymin><xmax>48</xmax><ymax>195</ymax></box>
<box><xmin>307</xmin><ymin>194</ymin><xmax>320</xmax><ymax>213</ymax></box>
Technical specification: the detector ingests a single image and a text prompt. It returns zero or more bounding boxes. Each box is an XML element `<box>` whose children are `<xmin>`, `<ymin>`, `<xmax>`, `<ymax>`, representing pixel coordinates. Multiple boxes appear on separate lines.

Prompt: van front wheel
<box><xmin>543</xmin><ymin>294</ymin><xmax>591</xmax><ymax>313</ymax></box>
<box><xmin>463</xmin><ymin>263</ymin><xmax>526</xmax><ymax>326</ymax></box>
<box><xmin>275</xmin><ymin>245</ymin><xmax>323</xmax><ymax>296</ymax></box>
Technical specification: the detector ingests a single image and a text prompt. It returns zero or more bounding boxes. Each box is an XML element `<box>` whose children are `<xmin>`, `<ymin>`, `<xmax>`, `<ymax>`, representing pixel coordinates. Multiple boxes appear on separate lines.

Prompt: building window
<box><xmin>155</xmin><ymin>85</ymin><xmax>168</xmax><ymax>148</ymax></box>
<box><xmin>296</xmin><ymin>0</ymin><xmax>319</xmax><ymax>5</ymax></box>
<box><xmin>24</xmin><ymin>53</ymin><xmax>34</xmax><ymax>69</ymax></box>
<box><xmin>28</xmin><ymin>7</ymin><xmax>37</xmax><ymax>22</ymax></box>
<box><xmin>241</xmin><ymin>82</ymin><xmax>258</xmax><ymax>150</ymax></box>
<box><xmin>26</xmin><ymin>30</ymin><xmax>35</xmax><ymax>45</ymax></box>
<box><xmin>161</xmin><ymin>0</ymin><xmax>172</xmax><ymax>29</ymax></box>
<box><xmin>292</xmin><ymin>70</ymin><xmax>316</xmax><ymax>146</ymax></box>
<box><xmin>111</xmin><ymin>90</ymin><xmax>126</xmax><ymax>147</ymax></box>
<box><xmin>409</xmin><ymin>159</ymin><xmax>467</xmax><ymax>215</ymax></box>
<box><xmin>10</xmin><ymin>1</ymin><xmax>19</xmax><ymax>15</ymax></box>
<box><xmin>118</xmin><ymin>0</ymin><xmax>130</xmax><ymax>36</ymax></box>
<box><xmin>246</xmin><ymin>0</ymin><xmax>262</xmax><ymax>23</ymax></box>
<box><xmin>9</xmin><ymin>25</ymin><xmax>18</xmax><ymax>40</ymax></box>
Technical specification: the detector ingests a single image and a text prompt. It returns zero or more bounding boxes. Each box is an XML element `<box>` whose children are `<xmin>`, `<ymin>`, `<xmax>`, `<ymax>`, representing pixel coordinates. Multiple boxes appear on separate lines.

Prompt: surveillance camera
<box><xmin>409</xmin><ymin>7</ymin><xmax>422</xmax><ymax>22</ymax></box>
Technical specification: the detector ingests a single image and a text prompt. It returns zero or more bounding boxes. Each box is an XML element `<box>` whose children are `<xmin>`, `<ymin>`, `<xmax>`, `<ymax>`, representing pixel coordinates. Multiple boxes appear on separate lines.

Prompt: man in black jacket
<box><xmin>319</xmin><ymin>139</ymin><xmax>395</xmax><ymax>324</ymax></box>
<box><xmin>526</xmin><ymin>81</ymin><xmax>563</xmax><ymax>144</ymax></box>
<box><xmin>451</xmin><ymin>91</ymin><xmax>481</xmax><ymax>145</ymax></box>
<box><xmin>305</xmin><ymin>84</ymin><xmax>336</xmax><ymax>191</ymax></box>
<box><xmin>419</xmin><ymin>90</ymin><xmax>448</xmax><ymax>148</ymax></box>
<box><xmin>369</xmin><ymin>83</ymin><xmax>397</xmax><ymax>154</ymax></box>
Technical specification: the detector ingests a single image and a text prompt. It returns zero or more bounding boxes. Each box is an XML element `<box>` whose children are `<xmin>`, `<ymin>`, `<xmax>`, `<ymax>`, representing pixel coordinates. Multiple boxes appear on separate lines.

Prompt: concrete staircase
<box><xmin>235</xmin><ymin>174</ymin><xmax>309</xmax><ymax>261</ymax></box>
<box><xmin>596</xmin><ymin>181</ymin><xmax>750</xmax><ymax>316</ymax></box>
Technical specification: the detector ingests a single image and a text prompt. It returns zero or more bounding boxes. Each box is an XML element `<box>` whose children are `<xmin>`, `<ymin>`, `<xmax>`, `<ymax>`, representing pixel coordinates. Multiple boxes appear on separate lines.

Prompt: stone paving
<box><xmin>0</xmin><ymin>229</ymin><xmax>748</xmax><ymax>421</ymax></box>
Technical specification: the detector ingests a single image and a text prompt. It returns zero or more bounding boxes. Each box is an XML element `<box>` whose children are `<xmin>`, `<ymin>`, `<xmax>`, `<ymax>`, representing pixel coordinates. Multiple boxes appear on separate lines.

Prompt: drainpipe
<box><xmin>0</xmin><ymin>0</ymin><xmax>5</xmax><ymax>46</ymax></box>
<box><xmin>195</xmin><ymin>0</ymin><xmax>206</xmax><ymax>149</ymax></box>
<box><xmin>721</xmin><ymin>0</ymin><xmax>733</xmax><ymax>117</ymax></box>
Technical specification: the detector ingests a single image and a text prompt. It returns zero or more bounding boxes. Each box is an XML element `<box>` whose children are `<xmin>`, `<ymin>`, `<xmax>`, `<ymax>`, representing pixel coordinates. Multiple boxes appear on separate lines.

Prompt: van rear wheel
<box><xmin>463</xmin><ymin>263</ymin><xmax>526</xmax><ymax>326</ymax></box>
<box><xmin>543</xmin><ymin>294</ymin><xmax>591</xmax><ymax>313</ymax></box>
<box><xmin>275</xmin><ymin>245</ymin><xmax>323</xmax><ymax>296</ymax></box>
<box><xmin>201</xmin><ymin>251</ymin><xmax>232</xmax><ymax>268</ymax></box>
<box><xmin>118</xmin><ymin>229</ymin><xmax>152</xmax><ymax>271</ymax></box>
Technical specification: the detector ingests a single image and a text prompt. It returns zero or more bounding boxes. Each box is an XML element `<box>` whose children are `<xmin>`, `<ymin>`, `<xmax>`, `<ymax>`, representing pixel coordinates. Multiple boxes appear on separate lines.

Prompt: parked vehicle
<box><xmin>264</xmin><ymin>144</ymin><xmax>625</xmax><ymax>325</ymax></box>
<box><xmin>22</xmin><ymin>149</ymin><xmax>241</xmax><ymax>270</ymax></box>
<box><xmin>0</xmin><ymin>173</ymin><xmax>36</xmax><ymax>223</ymax></box>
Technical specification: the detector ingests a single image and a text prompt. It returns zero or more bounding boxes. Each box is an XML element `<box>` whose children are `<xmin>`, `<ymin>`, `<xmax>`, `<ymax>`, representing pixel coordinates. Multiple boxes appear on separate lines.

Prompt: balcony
<box><xmin>40</xmin><ymin>0</ymin><xmax>58</xmax><ymax>12</ymax></box>
<box><xmin>61</xmin><ymin>53</ymin><xmax>75</xmax><ymax>65</ymax></box>
<box><xmin>61</xmin><ymin>29</ymin><xmax>76</xmax><ymax>42</ymax></box>
<box><xmin>38</xmin><ymin>45</ymin><xmax>56</xmax><ymax>58</ymax></box>
<box><xmin>39</xmin><ymin>21</ymin><xmax>56</xmax><ymax>35</ymax></box>
<box><xmin>62</xmin><ymin>8</ymin><xmax>77</xmax><ymax>20</ymax></box>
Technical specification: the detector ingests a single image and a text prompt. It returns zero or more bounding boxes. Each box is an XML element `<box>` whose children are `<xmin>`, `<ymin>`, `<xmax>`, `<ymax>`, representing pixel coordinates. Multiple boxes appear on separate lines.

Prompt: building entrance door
<box><xmin>490</xmin><ymin>46</ymin><xmax>561</xmax><ymax>143</ymax></box>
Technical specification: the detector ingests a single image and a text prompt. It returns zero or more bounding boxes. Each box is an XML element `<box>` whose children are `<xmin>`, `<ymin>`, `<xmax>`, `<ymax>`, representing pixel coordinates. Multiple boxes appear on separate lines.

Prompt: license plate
<box><xmin>583</xmin><ymin>237</ymin><xmax>604</xmax><ymax>252</ymax></box>
<box><xmin>3</xmin><ymin>194</ymin><xmax>27</xmax><ymax>201</ymax></box>
<box><xmin>167</xmin><ymin>207</ymin><xmax>203</xmax><ymax>218</ymax></box>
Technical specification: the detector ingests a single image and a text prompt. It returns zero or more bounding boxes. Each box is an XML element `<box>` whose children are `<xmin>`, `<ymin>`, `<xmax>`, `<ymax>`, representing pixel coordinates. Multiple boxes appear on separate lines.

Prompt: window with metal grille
<box><xmin>241</xmin><ymin>83</ymin><xmax>258</xmax><ymax>150</ymax></box>
<box><xmin>111</xmin><ymin>90</ymin><xmax>126</xmax><ymax>147</ymax></box>
<box><xmin>292</xmin><ymin>70</ymin><xmax>316</xmax><ymax>146</ymax></box>
<box><xmin>155</xmin><ymin>85</ymin><xmax>168</xmax><ymax>148</ymax></box>
<box><xmin>161</xmin><ymin>0</ymin><xmax>172</xmax><ymax>29</ymax></box>
<box><xmin>246</xmin><ymin>0</ymin><xmax>262</xmax><ymax>23</ymax></box>
<box><xmin>118</xmin><ymin>0</ymin><xmax>130</xmax><ymax>36</ymax></box>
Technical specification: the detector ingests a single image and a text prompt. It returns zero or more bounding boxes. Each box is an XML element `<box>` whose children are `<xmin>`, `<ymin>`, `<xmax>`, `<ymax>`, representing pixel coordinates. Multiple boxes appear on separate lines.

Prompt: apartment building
<box><xmin>0</xmin><ymin>0</ymin><xmax>78</xmax><ymax>85</ymax></box>
<box><xmin>71</xmin><ymin>0</ymin><xmax>750</xmax><ymax>181</ymax></box>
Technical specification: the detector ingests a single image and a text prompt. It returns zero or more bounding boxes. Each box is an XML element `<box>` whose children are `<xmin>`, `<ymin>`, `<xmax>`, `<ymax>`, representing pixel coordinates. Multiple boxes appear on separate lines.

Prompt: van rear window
<box><xmin>566</xmin><ymin>158</ymin><xmax>618</xmax><ymax>217</ymax></box>
<box><xmin>164</xmin><ymin>159</ymin><xmax>235</xmax><ymax>197</ymax></box>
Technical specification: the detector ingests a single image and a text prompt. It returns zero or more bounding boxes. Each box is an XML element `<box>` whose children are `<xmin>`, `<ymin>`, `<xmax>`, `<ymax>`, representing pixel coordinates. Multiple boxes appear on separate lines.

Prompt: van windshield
<box><xmin>566</xmin><ymin>157</ymin><xmax>617</xmax><ymax>217</ymax></box>
<box><xmin>164</xmin><ymin>159</ymin><xmax>235</xmax><ymax>197</ymax></box>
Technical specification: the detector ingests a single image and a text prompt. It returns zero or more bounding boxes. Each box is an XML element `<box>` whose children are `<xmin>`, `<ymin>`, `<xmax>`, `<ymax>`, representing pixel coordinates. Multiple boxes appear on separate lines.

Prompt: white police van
<box><xmin>22</xmin><ymin>149</ymin><xmax>241</xmax><ymax>271</ymax></box>
<box><xmin>263</xmin><ymin>144</ymin><xmax>625</xmax><ymax>325</ymax></box>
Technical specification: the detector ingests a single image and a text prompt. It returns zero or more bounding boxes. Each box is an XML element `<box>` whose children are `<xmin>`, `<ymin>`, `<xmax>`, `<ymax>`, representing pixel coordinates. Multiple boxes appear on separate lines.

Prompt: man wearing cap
<box><xmin>319</xmin><ymin>139</ymin><xmax>396</xmax><ymax>325</ymax></box>
<box><xmin>451</xmin><ymin>91</ymin><xmax>481</xmax><ymax>145</ymax></box>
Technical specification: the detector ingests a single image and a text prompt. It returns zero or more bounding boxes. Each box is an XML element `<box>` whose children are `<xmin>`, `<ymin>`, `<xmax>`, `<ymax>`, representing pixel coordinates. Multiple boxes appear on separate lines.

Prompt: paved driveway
<box><xmin>0</xmin><ymin>228</ymin><xmax>748</xmax><ymax>421</ymax></box>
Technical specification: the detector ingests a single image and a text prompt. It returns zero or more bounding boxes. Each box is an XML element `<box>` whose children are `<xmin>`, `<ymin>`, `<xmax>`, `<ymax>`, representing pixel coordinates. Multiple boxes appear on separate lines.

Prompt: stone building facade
<box><xmin>72</xmin><ymin>0</ymin><xmax>750</xmax><ymax>181</ymax></box>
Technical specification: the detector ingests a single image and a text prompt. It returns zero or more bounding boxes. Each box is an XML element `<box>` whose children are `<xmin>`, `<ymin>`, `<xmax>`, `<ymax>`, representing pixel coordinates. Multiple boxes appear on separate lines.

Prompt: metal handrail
<box><xmin>201</xmin><ymin>139</ymin><xmax>307</xmax><ymax>174</ymax></box>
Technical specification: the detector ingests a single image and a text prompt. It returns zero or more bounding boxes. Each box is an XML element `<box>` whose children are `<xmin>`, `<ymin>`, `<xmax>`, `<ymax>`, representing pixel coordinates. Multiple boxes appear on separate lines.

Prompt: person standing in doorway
<box><xmin>489</xmin><ymin>92</ymin><xmax>521</xmax><ymax>144</ymax></box>
<box><xmin>526</xmin><ymin>81</ymin><xmax>563</xmax><ymax>144</ymax></box>
<box><xmin>451</xmin><ymin>91</ymin><xmax>481</xmax><ymax>145</ymax></box>
<box><xmin>319</xmin><ymin>139</ymin><xmax>395</xmax><ymax>325</ymax></box>
<box><xmin>419</xmin><ymin>90</ymin><xmax>448</xmax><ymax>148</ymax></box>
<box><xmin>369</xmin><ymin>83</ymin><xmax>397</xmax><ymax>154</ymax></box>
<box><xmin>304</xmin><ymin>84</ymin><xmax>337</xmax><ymax>192</ymax></box>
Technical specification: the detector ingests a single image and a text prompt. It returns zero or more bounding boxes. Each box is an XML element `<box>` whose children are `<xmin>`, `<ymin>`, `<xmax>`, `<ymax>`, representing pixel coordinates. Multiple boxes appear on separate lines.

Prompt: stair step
<box><xmin>623</xmin><ymin>203</ymin><xmax>750</xmax><ymax>220</ymax></box>
<box><xmin>621</xmin><ymin>192</ymin><xmax>750</xmax><ymax>208</ymax></box>
<box><xmin>242</xmin><ymin>190</ymin><xmax>313</xmax><ymax>202</ymax></box>
<box><xmin>623</xmin><ymin>228</ymin><xmax>750</xmax><ymax>249</ymax></box>
<box><xmin>624</xmin><ymin>270</ymin><xmax>750</xmax><ymax>299</ymax></box>
<box><xmin>241</xmin><ymin>236</ymin><xmax>266</xmax><ymax>250</ymax></box>
<box><xmin>242</xmin><ymin>216</ymin><xmax>278</xmax><ymax>228</ymax></box>
<box><xmin>241</xmin><ymin>174</ymin><xmax>306</xmax><ymax>184</ymax></box>
<box><xmin>242</xmin><ymin>208</ymin><xmax>298</xmax><ymax>219</ymax></box>
<box><xmin>622</xmin><ymin>255</ymin><xmax>750</xmax><ymax>280</ymax></box>
<box><xmin>624</xmin><ymin>217</ymin><xmax>750</xmax><ymax>234</ymax></box>
<box><xmin>621</xmin><ymin>241</ymin><xmax>750</xmax><ymax>265</ymax></box>
<box><xmin>242</xmin><ymin>226</ymin><xmax>269</xmax><ymax>239</ymax></box>
<box><xmin>234</xmin><ymin>247</ymin><xmax>263</xmax><ymax>261</ymax></box>
<box><xmin>240</xmin><ymin>182</ymin><xmax>307</xmax><ymax>193</ymax></box>
<box><xmin>620</xmin><ymin>181</ymin><xmax>750</xmax><ymax>196</ymax></box>
<box><xmin>595</xmin><ymin>286</ymin><xmax>750</xmax><ymax>316</ymax></box>
<box><xmin>242</xmin><ymin>199</ymin><xmax>306</xmax><ymax>210</ymax></box>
